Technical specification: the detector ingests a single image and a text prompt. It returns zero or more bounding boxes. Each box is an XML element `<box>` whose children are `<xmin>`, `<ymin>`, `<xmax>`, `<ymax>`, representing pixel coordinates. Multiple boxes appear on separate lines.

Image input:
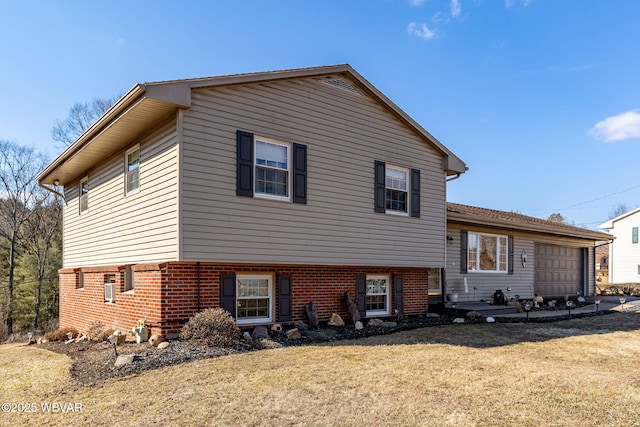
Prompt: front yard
<box><xmin>2</xmin><ymin>312</ymin><xmax>640</xmax><ymax>426</ymax></box>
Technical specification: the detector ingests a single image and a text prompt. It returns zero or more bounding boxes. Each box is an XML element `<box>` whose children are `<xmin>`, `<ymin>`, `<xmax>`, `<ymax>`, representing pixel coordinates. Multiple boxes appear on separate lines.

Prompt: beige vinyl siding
<box><xmin>62</xmin><ymin>121</ymin><xmax>179</xmax><ymax>268</ymax></box>
<box><xmin>179</xmin><ymin>77</ymin><xmax>447</xmax><ymax>267</ymax></box>
<box><xmin>445</xmin><ymin>223</ymin><xmax>598</xmax><ymax>299</ymax></box>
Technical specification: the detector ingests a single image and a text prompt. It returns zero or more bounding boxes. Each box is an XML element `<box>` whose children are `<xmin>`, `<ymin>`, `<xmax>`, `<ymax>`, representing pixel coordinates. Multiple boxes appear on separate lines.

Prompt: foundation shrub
<box><xmin>180</xmin><ymin>308</ymin><xmax>241</xmax><ymax>347</ymax></box>
<box><xmin>44</xmin><ymin>326</ymin><xmax>80</xmax><ymax>342</ymax></box>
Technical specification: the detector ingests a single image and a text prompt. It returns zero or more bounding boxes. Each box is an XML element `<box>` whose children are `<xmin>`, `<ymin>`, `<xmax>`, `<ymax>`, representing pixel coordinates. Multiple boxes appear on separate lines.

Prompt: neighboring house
<box><xmin>441</xmin><ymin>203</ymin><xmax>612</xmax><ymax>303</ymax></box>
<box><xmin>599</xmin><ymin>208</ymin><xmax>640</xmax><ymax>283</ymax></box>
<box><xmin>37</xmin><ymin>65</ymin><xmax>467</xmax><ymax>337</ymax></box>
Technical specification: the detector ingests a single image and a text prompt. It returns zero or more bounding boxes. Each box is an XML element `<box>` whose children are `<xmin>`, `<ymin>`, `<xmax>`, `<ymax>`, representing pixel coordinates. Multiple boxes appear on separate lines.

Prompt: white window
<box><xmin>236</xmin><ymin>274</ymin><xmax>273</xmax><ymax>324</ymax></box>
<box><xmin>104</xmin><ymin>274</ymin><xmax>116</xmax><ymax>303</ymax></box>
<box><xmin>125</xmin><ymin>145</ymin><xmax>140</xmax><ymax>195</ymax></box>
<box><xmin>79</xmin><ymin>177</ymin><xmax>89</xmax><ymax>214</ymax></box>
<box><xmin>468</xmin><ymin>232</ymin><xmax>508</xmax><ymax>273</ymax></box>
<box><xmin>254</xmin><ymin>138</ymin><xmax>290</xmax><ymax>201</ymax></box>
<box><xmin>385</xmin><ymin>165</ymin><xmax>408</xmax><ymax>214</ymax></box>
<box><xmin>366</xmin><ymin>275</ymin><xmax>390</xmax><ymax>315</ymax></box>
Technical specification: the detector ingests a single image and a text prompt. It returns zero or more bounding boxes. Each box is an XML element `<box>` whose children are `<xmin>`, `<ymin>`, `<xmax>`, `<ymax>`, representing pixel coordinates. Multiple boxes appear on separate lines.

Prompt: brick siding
<box><xmin>59</xmin><ymin>262</ymin><xmax>434</xmax><ymax>338</ymax></box>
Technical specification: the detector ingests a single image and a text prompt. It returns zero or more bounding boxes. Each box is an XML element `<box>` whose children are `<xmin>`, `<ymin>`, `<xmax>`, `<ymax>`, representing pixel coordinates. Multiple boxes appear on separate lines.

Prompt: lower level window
<box><xmin>366</xmin><ymin>275</ymin><xmax>390</xmax><ymax>315</ymax></box>
<box><xmin>104</xmin><ymin>274</ymin><xmax>116</xmax><ymax>303</ymax></box>
<box><xmin>236</xmin><ymin>274</ymin><xmax>273</xmax><ymax>324</ymax></box>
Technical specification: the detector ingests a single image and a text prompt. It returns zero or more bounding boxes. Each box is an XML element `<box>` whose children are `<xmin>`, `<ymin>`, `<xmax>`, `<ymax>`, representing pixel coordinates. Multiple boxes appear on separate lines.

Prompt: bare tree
<box><xmin>0</xmin><ymin>140</ymin><xmax>48</xmax><ymax>333</ymax></box>
<box><xmin>20</xmin><ymin>193</ymin><xmax>62</xmax><ymax>329</ymax></box>
<box><xmin>51</xmin><ymin>96</ymin><xmax>118</xmax><ymax>146</ymax></box>
<box><xmin>608</xmin><ymin>203</ymin><xmax>629</xmax><ymax>220</ymax></box>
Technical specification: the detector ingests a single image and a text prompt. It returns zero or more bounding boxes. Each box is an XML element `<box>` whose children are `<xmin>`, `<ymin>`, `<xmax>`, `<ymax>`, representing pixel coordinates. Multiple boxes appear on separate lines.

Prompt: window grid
<box><xmin>255</xmin><ymin>139</ymin><xmax>289</xmax><ymax>199</ymax></box>
<box><xmin>385</xmin><ymin>166</ymin><xmax>408</xmax><ymax>213</ymax></box>
<box><xmin>366</xmin><ymin>276</ymin><xmax>389</xmax><ymax>314</ymax></box>
<box><xmin>236</xmin><ymin>276</ymin><xmax>271</xmax><ymax>322</ymax></box>
<box><xmin>468</xmin><ymin>232</ymin><xmax>508</xmax><ymax>273</ymax></box>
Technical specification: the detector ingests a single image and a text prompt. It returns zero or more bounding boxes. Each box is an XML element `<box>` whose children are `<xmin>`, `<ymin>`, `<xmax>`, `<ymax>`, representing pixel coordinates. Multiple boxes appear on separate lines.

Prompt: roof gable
<box><xmin>37</xmin><ymin>65</ymin><xmax>466</xmax><ymax>186</ymax></box>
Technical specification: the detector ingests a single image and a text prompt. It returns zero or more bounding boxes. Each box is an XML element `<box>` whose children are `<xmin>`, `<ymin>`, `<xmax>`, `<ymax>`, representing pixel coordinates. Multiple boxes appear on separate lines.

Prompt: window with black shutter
<box><xmin>374</xmin><ymin>160</ymin><xmax>420</xmax><ymax>217</ymax></box>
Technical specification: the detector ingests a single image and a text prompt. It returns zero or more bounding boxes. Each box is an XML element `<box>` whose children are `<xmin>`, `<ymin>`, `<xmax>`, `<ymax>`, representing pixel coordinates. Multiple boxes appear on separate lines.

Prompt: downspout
<box><xmin>446</xmin><ymin>173</ymin><xmax>462</xmax><ymax>182</ymax></box>
<box><xmin>197</xmin><ymin>262</ymin><xmax>201</xmax><ymax>312</ymax></box>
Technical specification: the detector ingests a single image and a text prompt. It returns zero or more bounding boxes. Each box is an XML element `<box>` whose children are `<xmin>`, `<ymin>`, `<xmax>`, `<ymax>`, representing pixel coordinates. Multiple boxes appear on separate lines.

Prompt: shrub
<box><xmin>97</xmin><ymin>328</ymin><xmax>115</xmax><ymax>342</ymax></box>
<box><xmin>44</xmin><ymin>326</ymin><xmax>80</xmax><ymax>342</ymax></box>
<box><xmin>180</xmin><ymin>308</ymin><xmax>241</xmax><ymax>347</ymax></box>
<box><xmin>85</xmin><ymin>321</ymin><xmax>107</xmax><ymax>341</ymax></box>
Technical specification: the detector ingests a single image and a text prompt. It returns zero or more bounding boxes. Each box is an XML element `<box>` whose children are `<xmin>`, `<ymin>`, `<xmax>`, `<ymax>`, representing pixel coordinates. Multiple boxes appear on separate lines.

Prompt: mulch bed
<box><xmin>37</xmin><ymin>310</ymin><xmax>612</xmax><ymax>388</ymax></box>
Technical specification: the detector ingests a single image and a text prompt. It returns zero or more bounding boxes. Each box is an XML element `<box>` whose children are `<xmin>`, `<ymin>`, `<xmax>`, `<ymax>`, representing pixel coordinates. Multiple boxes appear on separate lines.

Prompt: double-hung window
<box><xmin>125</xmin><ymin>146</ymin><xmax>140</xmax><ymax>195</ymax></box>
<box><xmin>79</xmin><ymin>177</ymin><xmax>89</xmax><ymax>214</ymax></box>
<box><xmin>385</xmin><ymin>166</ymin><xmax>409</xmax><ymax>214</ymax></box>
<box><xmin>633</xmin><ymin>227</ymin><xmax>638</xmax><ymax>244</ymax></box>
<box><xmin>374</xmin><ymin>161</ymin><xmax>420</xmax><ymax>217</ymax></box>
<box><xmin>366</xmin><ymin>275</ymin><xmax>390</xmax><ymax>315</ymax></box>
<box><xmin>467</xmin><ymin>232</ymin><xmax>508</xmax><ymax>273</ymax></box>
<box><xmin>255</xmin><ymin>138</ymin><xmax>290</xmax><ymax>200</ymax></box>
<box><xmin>236</xmin><ymin>274</ymin><xmax>273</xmax><ymax>325</ymax></box>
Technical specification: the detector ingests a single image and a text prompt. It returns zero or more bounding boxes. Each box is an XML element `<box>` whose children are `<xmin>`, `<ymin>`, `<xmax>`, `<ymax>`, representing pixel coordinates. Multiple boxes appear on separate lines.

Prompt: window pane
<box><xmin>479</xmin><ymin>235</ymin><xmax>497</xmax><ymax>270</ymax></box>
<box><xmin>256</xmin><ymin>140</ymin><xmax>287</xmax><ymax>169</ymax></box>
<box><xmin>499</xmin><ymin>237</ymin><xmax>507</xmax><ymax>271</ymax></box>
<box><xmin>255</xmin><ymin>167</ymin><xmax>288</xmax><ymax>196</ymax></box>
<box><xmin>126</xmin><ymin>169</ymin><xmax>139</xmax><ymax>193</ymax></box>
<box><xmin>127</xmin><ymin>149</ymin><xmax>140</xmax><ymax>171</ymax></box>
<box><xmin>386</xmin><ymin>168</ymin><xmax>407</xmax><ymax>190</ymax></box>
<box><xmin>468</xmin><ymin>233</ymin><xmax>478</xmax><ymax>271</ymax></box>
<box><xmin>237</xmin><ymin>278</ymin><xmax>269</xmax><ymax>297</ymax></box>
<box><xmin>366</xmin><ymin>277</ymin><xmax>388</xmax><ymax>312</ymax></box>
<box><xmin>385</xmin><ymin>189</ymin><xmax>407</xmax><ymax>212</ymax></box>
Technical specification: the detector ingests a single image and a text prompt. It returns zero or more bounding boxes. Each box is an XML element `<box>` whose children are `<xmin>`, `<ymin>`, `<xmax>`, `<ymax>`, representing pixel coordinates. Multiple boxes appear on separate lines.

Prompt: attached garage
<box><xmin>535</xmin><ymin>244</ymin><xmax>587</xmax><ymax>297</ymax></box>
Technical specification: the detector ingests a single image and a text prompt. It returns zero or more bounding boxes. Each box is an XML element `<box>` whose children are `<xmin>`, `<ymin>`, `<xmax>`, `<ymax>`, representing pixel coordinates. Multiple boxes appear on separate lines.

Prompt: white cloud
<box><xmin>506</xmin><ymin>0</ymin><xmax>533</xmax><ymax>7</ymax></box>
<box><xmin>588</xmin><ymin>109</ymin><xmax>640</xmax><ymax>142</ymax></box>
<box><xmin>409</xmin><ymin>0</ymin><xmax>425</xmax><ymax>6</ymax></box>
<box><xmin>407</xmin><ymin>22</ymin><xmax>436</xmax><ymax>40</ymax></box>
<box><xmin>450</xmin><ymin>0</ymin><xmax>461</xmax><ymax>17</ymax></box>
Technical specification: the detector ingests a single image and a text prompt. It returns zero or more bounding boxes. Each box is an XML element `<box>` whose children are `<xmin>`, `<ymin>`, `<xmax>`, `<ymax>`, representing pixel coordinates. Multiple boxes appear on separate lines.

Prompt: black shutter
<box><xmin>277</xmin><ymin>274</ymin><xmax>293</xmax><ymax>322</ymax></box>
<box><xmin>220</xmin><ymin>274</ymin><xmax>237</xmax><ymax>318</ymax></box>
<box><xmin>374</xmin><ymin>160</ymin><xmax>386</xmax><ymax>213</ymax></box>
<box><xmin>292</xmin><ymin>143</ymin><xmax>307</xmax><ymax>204</ymax></box>
<box><xmin>393</xmin><ymin>275</ymin><xmax>404</xmax><ymax>315</ymax></box>
<box><xmin>410</xmin><ymin>168</ymin><xmax>420</xmax><ymax>218</ymax></box>
<box><xmin>508</xmin><ymin>235</ymin><xmax>514</xmax><ymax>275</ymax></box>
<box><xmin>236</xmin><ymin>130</ymin><xmax>253</xmax><ymax>197</ymax></box>
<box><xmin>460</xmin><ymin>230</ymin><xmax>468</xmax><ymax>274</ymax></box>
<box><xmin>356</xmin><ymin>275</ymin><xmax>367</xmax><ymax>317</ymax></box>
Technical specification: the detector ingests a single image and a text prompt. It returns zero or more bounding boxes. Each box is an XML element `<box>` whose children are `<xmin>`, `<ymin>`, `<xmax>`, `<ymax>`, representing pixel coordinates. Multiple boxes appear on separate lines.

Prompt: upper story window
<box><xmin>255</xmin><ymin>138</ymin><xmax>290</xmax><ymax>200</ymax></box>
<box><xmin>468</xmin><ymin>232</ymin><xmax>508</xmax><ymax>273</ymax></box>
<box><xmin>236</xmin><ymin>130</ymin><xmax>307</xmax><ymax>204</ymax></box>
<box><xmin>374</xmin><ymin>161</ymin><xmax>420</xmax><ymax>217</ymax></box>
<box><xmin>633</xmin><ymin>227</ymin><xmax>638</xmax><ymax>244</ymax></box>
<box><xmin>125</xmin><ymin>146</ymin><xmax>140</xmax><ymax>195</ymax></box>
<box><xmin>385</xmin><ymin>166</ymin><xmax>408</xmax><ymax>214</ymax></box>
<box><xmin>79</xmin><ymin>177</ymin><xmax>89</xmax><ymax>214</ymax></box>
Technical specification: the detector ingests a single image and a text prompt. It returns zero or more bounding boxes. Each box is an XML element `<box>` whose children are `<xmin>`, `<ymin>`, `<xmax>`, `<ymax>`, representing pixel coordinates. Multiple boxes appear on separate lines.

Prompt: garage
<box><xmin>535</xmin><ymin>244</ymin><xmax>586</xmax><ymax>297</ymax></box>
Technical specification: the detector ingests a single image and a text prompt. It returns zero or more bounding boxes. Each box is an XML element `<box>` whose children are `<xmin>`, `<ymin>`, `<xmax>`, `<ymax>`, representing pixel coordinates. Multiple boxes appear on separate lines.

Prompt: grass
<box><xmin>2</xmin><ymin>313</ymin><xmax>640</xmax><ymax>426</ymax></box>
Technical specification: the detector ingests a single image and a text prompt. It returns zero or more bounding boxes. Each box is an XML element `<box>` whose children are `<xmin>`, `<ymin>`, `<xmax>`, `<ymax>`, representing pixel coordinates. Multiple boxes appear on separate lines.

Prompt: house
<box><xmin>440</xmin><ymin>203</ymin><xmax>612</xmax><ymax>304</ymax></box>
<box><xmin>599</xmin><ymin>208</ymin><xmax>640</xmax><ymax>283</ymax></box>
<box><xmin>37</xmin><ymin>64</ymin><xmax>468</xmax><ymax>337</ymax></box>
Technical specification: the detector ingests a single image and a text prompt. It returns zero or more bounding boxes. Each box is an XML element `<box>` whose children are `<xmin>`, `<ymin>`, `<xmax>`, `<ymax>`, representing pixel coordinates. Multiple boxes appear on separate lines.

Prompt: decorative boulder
<box><xmin>114</xmin><ymin>354</ymin><xmax>135</xmax><ymax>368</ymax></box>
<box><xmin>486</xmin><ymin>317</ymin><xmax>495</xmax><ymax>323</ymax></box>
<box><xmin>327</xmin><ymin>313</ymin><xmax>345</xmax><ymax>326</ymax></box>
<box><xmin>367</xmin><ymin>318</ymin><xmax>383</xmax><ymax>327</ymax></box>
<box><xmin>149</xmin><ymin>334</ymin><xmax>166</xmax><ymax>347</ymax></box>
<box><xmin>305</xmin><ymin>301</ymin><xmax>319</xmax><ymax>328</ymax></box>
<box><xmin>453</xmin><ymin>318</ymin><xmax>465</xmax><ymax>324</ymax></box>
<box><xmin>271</xmin><ymin>323</ymin><xmax>283</xmax><ymax>333</ymax></box>
<box><xmin>251</xmin><ymin>325</ymin><xmax>269</xmax><ymax>339</ymax></box>
<box><xmin>355</xmin><ymin>321</ymin><xmax>364</xmax><ymax>330</ymax></box>
<box><xmin>157</xmin><ymin>341</ymin><xmax>170</xmax><ymax>350</ymax></box>
<box><xmin>293</xmin><ymin>320</ymin><xmax>308</xmax><ymax>331</ymax></box>
<box><xmin>343</xmin><ymin>292</ymin><xmax>361</xmax><ymax>324</ymax></box>
<box><xmin>285</xmin><ymin>328</ymin><xmax>301</xmax><ymax>339</ymax></box>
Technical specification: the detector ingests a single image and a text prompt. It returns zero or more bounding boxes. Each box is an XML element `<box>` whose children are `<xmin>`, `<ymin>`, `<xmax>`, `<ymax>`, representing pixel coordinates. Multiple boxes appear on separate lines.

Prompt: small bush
<box><xmin>44</xmin><ymin>326</ymin><xmax>80</xmax><ymax>342</ymax></box>
<box><xmin>85</xmin><ymin>321</ymin><xmax>107</xmax><ymax>341</ymax></box>
<box><xmin>97</xmin><ymin>328</ymin><xmax>115</xmax><ymax>342</ymax></box>
<box><xmin>180</xmin><ymin>308</ymin><xmax>241</xmax><ymax>347</ymax></box>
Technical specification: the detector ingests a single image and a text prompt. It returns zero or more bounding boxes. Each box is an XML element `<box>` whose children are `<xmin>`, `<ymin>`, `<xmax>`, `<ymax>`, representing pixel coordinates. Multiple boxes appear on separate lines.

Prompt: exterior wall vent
<box><xmin>321</xmin><ymin>77</ymin><xmax>361</xmax><ymax>95</ymax></box>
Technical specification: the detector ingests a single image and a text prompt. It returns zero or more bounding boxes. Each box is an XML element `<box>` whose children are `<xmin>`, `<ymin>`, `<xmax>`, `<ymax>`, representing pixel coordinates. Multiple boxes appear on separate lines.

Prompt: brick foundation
<box><xmin>59</xmin><ymin>262</ymin><xmax>434</xmax><ymax>338</ymax></box>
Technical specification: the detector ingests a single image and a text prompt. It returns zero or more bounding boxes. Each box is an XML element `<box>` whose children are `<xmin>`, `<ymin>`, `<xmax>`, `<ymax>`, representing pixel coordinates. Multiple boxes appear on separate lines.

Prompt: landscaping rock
<box><xmin>486</xmin><ymin>317</ymin><xmax>495</xmax><ymax>323</ymax></box>
<box><xmin>271</xmin><ymin>323</ymin><xmax>283</xmax><ymax>333</ymax></box>
<box><xmin>293</xmin><ymin>320</ymin><xmax>308</xmax><ymax>331</ymax></box>
<box><xmin>149</xmin><ymin>334</ymin><xmax>166</xmax><ymax>347</ymax></box>
<box><xmin>355</xmin><ymin>321</ymin><xmax>364</xmax><ymax>330</ymax></box>
<box><xmin>453</xmin><ymin>318</ymin><xmax>465</xmax><ymax>324</ymax></box>
<box><xmin>286</xmin><ymin>328</ymin><xmax>301</xmax><ymax>339</ymax></box>
<box><xmin>157</xmin><ymin>341</ymin><xmax>170</xmax><ymax>350</ymax></box>
<box><xmin>368</xmin><ymin>318</ymin><xmax>383</xmax><ymax>327</ymax></box>
<box><xmin>115</xmin><ymin>354</ymin><xmax>135</xmax><ymax>368</ymax></box>
<box><xmin>328</xmin><ymin>313</ymin><xmax>345</xmax><ymax>326</ymax></box>
<box><xmin>252</xmin><ymin>325</ymin><xmax>269</xmax><ymax>339</ymax></box>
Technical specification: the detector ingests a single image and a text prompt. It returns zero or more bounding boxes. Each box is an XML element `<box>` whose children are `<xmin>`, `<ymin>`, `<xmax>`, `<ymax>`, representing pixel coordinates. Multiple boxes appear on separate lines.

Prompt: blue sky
<box><xmin>2</xmin><ymin>0</ymin><xmax>640</xmax><ymax>230</ymax></box>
